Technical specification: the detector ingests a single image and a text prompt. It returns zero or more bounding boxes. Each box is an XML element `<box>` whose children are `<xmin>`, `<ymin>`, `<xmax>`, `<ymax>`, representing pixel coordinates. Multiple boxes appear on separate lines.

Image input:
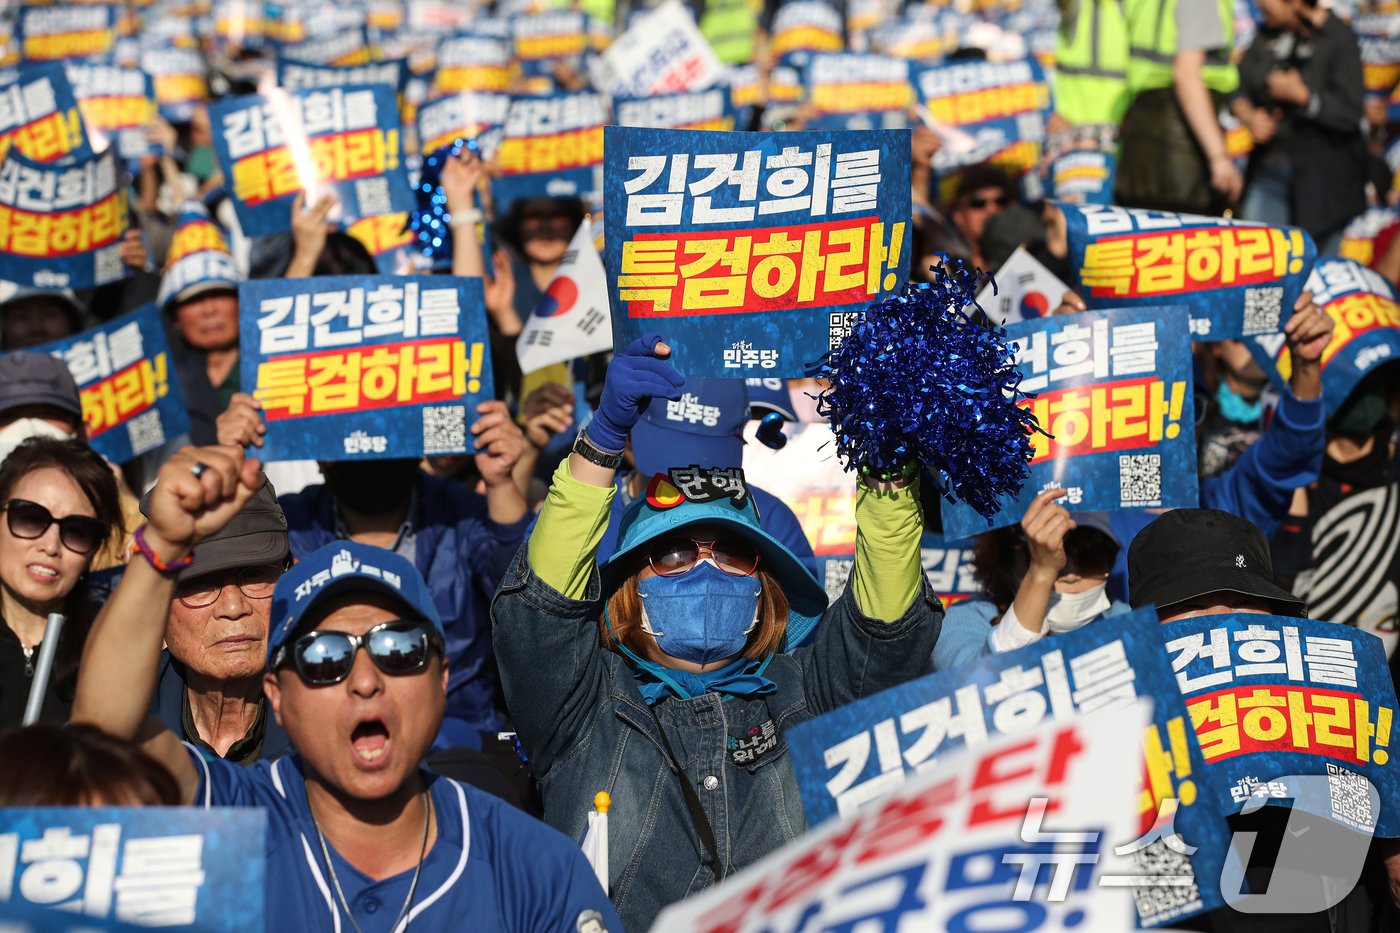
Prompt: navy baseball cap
<box><xmin>266</xmin><ymin>541</ymin><xmax>443</xmax><ymax>666</ymax></box>
<box><xmin>0</xmin><ymin>351</ymin><xmax>82</xmax><ymax>420</ymax></box>
<box><xmin>631</xmin><ymin>377</ymin><xmax>749</xmax><ymax>478</ymax></box>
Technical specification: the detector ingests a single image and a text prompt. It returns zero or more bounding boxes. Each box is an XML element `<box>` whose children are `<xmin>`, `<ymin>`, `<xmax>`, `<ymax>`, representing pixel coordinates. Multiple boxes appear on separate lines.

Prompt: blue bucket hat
<box><xmin>266</xmin><ymin>541</ymin><xmax>443</xmax><ymax>667</ymax></box>
<box><xmin>600</xmin><ymin>477</ymin><xmax>829</xmax><ymax>651</ymax></box>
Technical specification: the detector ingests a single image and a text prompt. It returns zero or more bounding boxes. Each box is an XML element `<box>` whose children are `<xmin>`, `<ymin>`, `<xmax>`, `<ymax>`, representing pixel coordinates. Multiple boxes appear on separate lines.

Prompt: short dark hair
<box><xmin>953</xmin><ymin>166</ymin><xmax>1016</xmax><ymax>205</ymax></box>
<box><xmin>495</xmin><ymin>196</ymin><xmax>586</xmax><ymax>253</ymax></box>
<box><xmin>313</xmin><ymin>232</ymin><xmax>379</xmax><ymax>277</ymax></box>
<box><xmin>0</xmin><ymin>723</ymin><xmax>181</xmax><ymax>805</ymax></box>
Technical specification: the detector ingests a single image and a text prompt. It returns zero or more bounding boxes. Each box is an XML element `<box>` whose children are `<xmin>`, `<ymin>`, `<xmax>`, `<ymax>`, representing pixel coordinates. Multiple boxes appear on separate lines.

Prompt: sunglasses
<box><xmin>176</xmin><ymin>564</ymin><xmax>282</xmax><ymax>609</ymax></box>
<box><xmin>648</xmin><ymin>536</ymin><xmax>760</xmax><ymax>578</ymax></box>
<box><xmin>275</xmin><ymin>620</ymin><xmax>444</xmax><ymax>686</ymax></box>
<box><xmin>964</xmin><ymin>195</ymin><xmax>1011</xmax><ymax>209</ymax></box>
<box><xmin>3</xmin><ymin>499</ymin><xmax>106</xmax><ymax>555</ymax></box>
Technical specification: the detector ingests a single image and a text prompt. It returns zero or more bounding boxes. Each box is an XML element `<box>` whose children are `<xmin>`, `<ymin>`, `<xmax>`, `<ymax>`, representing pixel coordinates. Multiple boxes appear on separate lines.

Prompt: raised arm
<box><xmin>70</xmin><ymin>445</ymin><xmax>262</xmax><ymax>802</ymax></box>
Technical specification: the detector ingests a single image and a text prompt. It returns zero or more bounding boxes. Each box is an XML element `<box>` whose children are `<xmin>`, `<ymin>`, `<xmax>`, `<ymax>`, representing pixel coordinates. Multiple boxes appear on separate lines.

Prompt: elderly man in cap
<box><xmin>73</xmin><ymin>443</ymin><xmax>619</xmax><ymax>932</ymax></box>
<box><xmin>147</xmin><ymin>476</ymin><xmax>293</xmax><ymax>763</ymax></box>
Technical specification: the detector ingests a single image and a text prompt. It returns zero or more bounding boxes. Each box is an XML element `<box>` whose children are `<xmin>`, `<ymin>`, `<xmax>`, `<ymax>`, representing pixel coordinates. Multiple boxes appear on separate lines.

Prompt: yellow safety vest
<box><xmin>1054</xmin><ymin>0</ymin><xmax>1131</xmax><ymax>126</ymax></box>
<box><xmin>700</xmin><ymin>0</ymin><xmax>761</xmax><ymax>65</ymax></box>
<box><xmin>1124</xmin><ymin>0</ymin><xmax>1239</xmax><ymax>95</ymax></box>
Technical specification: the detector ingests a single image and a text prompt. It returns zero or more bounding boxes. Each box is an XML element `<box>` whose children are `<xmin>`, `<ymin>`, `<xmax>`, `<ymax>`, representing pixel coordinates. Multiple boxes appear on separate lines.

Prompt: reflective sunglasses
<box><xmin>275</xmin><ymin>620</ymin><xmax>444</xmax><ymax>686</ymax></box>
<box><xmin>176</xmin><ymin>564</ymin><xmax>282</xmax><ymax>609</ymax></box>
<box><xmin>965</xmin><ymin>194</ymin><xmax>1011</xmax><ymax>210</ymax></box>
<box><xmin>647</xmin><ymin>535</ymin><xmax>760</xmax><ymax>578</ymax></box>
<box><xmin>3</xmin><ymin>499</ymin><xmax>106</xmax><ymax>555</ymax></box>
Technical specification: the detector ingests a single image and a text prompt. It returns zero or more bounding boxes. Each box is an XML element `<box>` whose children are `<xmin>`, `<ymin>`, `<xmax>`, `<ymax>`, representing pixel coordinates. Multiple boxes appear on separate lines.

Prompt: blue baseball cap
<box><xmin>266</xmin><ymin>541</ymin><xmax>443</xmax><ymax>666</ymax></box>
<box><xmin>631</xmin><ymin>377</ymin><xmax>748</xmax><ymax>479</ymax></box>
<box><xmin>600</xmin><ymin>479</ymin><xmax>829</xmax><ymax>650</ymax></box>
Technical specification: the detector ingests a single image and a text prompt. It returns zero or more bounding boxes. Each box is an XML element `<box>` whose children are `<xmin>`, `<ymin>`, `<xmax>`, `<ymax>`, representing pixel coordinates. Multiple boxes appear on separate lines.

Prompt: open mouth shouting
<box><xmin>350</xmin><ymin>717</ymin><xmax>392</xmax><ymax>768</ymax></box>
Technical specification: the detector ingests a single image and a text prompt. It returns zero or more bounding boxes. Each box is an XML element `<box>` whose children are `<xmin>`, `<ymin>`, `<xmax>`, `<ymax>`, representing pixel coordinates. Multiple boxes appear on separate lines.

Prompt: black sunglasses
<box><xmin>3</xmin><ymin>499</ymin><xmax>106</xmax><ymax>555</ymax></box>
<box><xmin>275</xmin><ymin>620</ymin><xmax>444</xmax><ymax>686</ymax></box>
<box><xmin>965</xmin><ymin>195</ymin><xmax>1011</xmax><ymax>209</ymax></box>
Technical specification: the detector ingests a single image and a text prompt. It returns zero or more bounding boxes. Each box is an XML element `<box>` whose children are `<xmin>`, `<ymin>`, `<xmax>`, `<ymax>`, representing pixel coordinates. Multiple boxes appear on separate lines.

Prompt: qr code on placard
<box><xmin>1327</xmin><ymin>763</ymin><xmax>1376</xmax><ymax>830</ymax></box>
<box><xmin>422</xmin><ymin>404</ymin><xmax>467</xmax><ymax>454</ymax></box>
<box><xmin>1119</xmin><ymin>453</ymin><xmax>1162</xmax><ymax>506</ymax></box>
<box><xmin>93</xmin><ymin>244</ymin><xmax>124</xmax><ymax>284</ymax></box>
<box><xmin>1241</xmin><ymin>286</ymin><xmax>1284</xmax><ymax>336</ymax></box>
<box><xmin>125</xmin><ymin>409</ymin><xmax>165</xmax><ymax>456</ymax></box>
<box><xmin>829</xmin><ymin>312</ymin><xmax>855</xmax><ymax>350</ymax></box>
<box><xmin>1128</xmin><ymin>838</ymin><xmax>1203</xmax><ymax>926</ymax></box>
<box><xmin>355</xmin><ymin>176</ymin><xmax>392</xmax><ymax>215</ymax></box>
<box><xmin>823</xmin><ymin>558</ymin><xmax>853</xmax><ymax>601</ymax></box>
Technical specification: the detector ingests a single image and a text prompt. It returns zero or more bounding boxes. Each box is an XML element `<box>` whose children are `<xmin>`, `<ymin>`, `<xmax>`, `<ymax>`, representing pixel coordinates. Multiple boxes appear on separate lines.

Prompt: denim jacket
<box><xmin>492</xmin><ymin>544</ymin><xmax>943</xmax><ymax>931</ymax></box>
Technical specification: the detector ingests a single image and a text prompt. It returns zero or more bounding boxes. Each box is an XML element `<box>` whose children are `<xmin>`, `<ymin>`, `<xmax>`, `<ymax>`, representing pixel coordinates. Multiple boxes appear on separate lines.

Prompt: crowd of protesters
<box><xmin>1</xmin><ymin>0</ymin><xmax>1400</xmax><ymax>930</ymax></box>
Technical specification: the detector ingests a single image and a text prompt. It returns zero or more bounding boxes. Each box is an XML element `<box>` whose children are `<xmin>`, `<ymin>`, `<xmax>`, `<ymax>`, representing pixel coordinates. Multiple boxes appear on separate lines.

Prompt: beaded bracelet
<box><xmin>130</xmin><ymin>523</ymin><xmax>194</xmax><ymax>575</ymax></box>
<box><xmin>859</xmin><ymin>461</ymin><xmax>919</xmax><ymax>483</ymax></box>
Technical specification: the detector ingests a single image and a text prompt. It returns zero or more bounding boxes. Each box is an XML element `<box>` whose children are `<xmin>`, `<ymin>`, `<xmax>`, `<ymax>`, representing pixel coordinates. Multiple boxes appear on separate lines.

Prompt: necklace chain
<box><xmin>312</xmin><ymin>788</ymin><xmax>432</xmax><ymax>933</ymax></box>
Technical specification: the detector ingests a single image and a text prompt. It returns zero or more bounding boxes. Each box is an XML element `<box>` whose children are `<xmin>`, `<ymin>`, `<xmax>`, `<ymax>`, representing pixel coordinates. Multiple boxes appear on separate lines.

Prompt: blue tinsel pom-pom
<box><xmin>815</xmin><ymin>260</ymin><xmax>1044</xmax><ymax>522</ymax></box>
<box><xmin>407</xmin><ymin>137</ymin><xmax>475</xmax><ymax>267</ymax></box>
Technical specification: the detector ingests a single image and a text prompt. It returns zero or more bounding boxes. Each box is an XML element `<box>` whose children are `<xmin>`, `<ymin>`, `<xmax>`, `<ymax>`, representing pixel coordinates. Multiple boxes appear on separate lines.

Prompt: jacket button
<box><xmin>702</xmin><ymin>775</ymin><xmax>719</xmax><ymax>790</ymax></box>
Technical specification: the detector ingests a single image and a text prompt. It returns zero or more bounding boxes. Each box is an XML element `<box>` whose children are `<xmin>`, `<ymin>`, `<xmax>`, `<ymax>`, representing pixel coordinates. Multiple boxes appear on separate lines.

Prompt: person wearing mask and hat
<box><xmin>948</xmin><ymin>166</ymin><xmax>1018</xmax><ymax>270</ymax></box>
<box><xmin>492</xmin><ymin>335</ymin><xmax>943</xmax><ymax>931</ymax></box>
<box><xmin>71</xmin><ymin>445</ymin><xmax>620</xmax><ymax>932</ymax></box>
<box><xmin>1126</xmin><ymin>508</ymin><xmax>1398</xmax><ymax>929</ymax></box>
<box><xmin>147</xmin><ymin>476</ymin><xmax>293</xmax><ymax>764</ymax></box>
<box><xmin>593</xmin><ymin>374</ymin><xmax>820</xmax><ymax>581</ymax></box>
<box><xmin>932</xmin><ymin>490</ymin><xmax>1128</xmax><ymax>668</ymax></box>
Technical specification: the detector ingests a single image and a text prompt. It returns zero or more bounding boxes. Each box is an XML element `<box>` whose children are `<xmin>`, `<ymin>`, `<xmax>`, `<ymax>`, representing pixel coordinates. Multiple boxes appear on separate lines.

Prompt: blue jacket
<box><xmin>491</xmin><ymin>544</ymin><xmax>943</xmax><ymax>932</ymax></box>
<box><xmin>931</xmin><ymin>597</ymin><xmax>1134</xmax><ymax>671</ymax></box>
<box><xmin>150</xmin><ymin>652</ymin><xmax>294</xmax><ymax>762</ymax></box>
<box><xmin>596</xmin><ymin>477</ymin><xmax>821</xmax><ymax>581</ymax></box>
<box><xmin>1108</xmin><ymin>391</ymin><xmax>1326</xmax><ymax>600</ymax></box>
<box><xmin>279</xmin><ymin>473</ymin><xmax>531</xmax><ymax>737</ymax></box>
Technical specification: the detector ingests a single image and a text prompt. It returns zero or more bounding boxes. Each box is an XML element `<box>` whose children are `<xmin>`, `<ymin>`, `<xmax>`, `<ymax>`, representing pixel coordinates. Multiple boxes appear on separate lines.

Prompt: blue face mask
<box><xmin>1216</xmin><ymin>381</ymin><xmax>1264</xmax><ymax>424</ymax></box>
<box><xmin>637</xmin><ymin>561</ymin><xmax>762</xmax><ymax>665</ymax></box>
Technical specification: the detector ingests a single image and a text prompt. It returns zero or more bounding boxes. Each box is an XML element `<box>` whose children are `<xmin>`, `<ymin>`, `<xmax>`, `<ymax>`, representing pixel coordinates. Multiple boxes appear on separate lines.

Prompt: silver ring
<box><xmin>190</xmin><ymin>461</ymin><xmax>209</xmax><ymax>479</ymax></box>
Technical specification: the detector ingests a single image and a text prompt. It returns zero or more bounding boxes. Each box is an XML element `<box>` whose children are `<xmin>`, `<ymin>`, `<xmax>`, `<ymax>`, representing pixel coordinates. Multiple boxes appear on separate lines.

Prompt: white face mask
<box><xmin>0</xmin><ymin>418</ymin><xmax>74</xmax><ymax>465</ymax></box>
<box><xmin>1044</xmin><ymin>583</ymin><xmax>1110</xmax><ymax>634</ymax></box>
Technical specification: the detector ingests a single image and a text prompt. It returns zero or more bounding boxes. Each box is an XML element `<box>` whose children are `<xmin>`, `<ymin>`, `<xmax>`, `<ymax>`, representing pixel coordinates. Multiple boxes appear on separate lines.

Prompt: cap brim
<box><xmin>0</xmin><ymin>393</ymin><xmax>82</xmax><ymax>421</ymax></box>
<box><xmin>1136</xmin><ymin>569</ymin><xmax>1307</xmax><ymax>617</ymax></box>
<box><xmin>631</xmin><ymin>419</ymin><xmax>743</xmax><ymax>479</ymax></box>
<box><xmin>600</xmin><ymin>500</ymin><xmax>828</xmax><ymax>648</ymax></box>
<box><xmin>265</xmin><ymin>574</ymin><xmax>427</xmax><ymax>666</ymax></box>
<box><xmin>180</xmin><ymin>531</ymin><xmax>290</xmax><ymax>583</ymax></box>
<box><xmin>170</xmin><ymin>280</ymin><xmax>238</xmax><ymax>309</ymax></box>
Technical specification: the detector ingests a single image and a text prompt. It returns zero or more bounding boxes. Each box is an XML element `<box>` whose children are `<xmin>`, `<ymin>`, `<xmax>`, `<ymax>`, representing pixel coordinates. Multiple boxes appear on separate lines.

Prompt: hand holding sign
<box><xmin>1283</xmin><ymin>290</ymin><xmax>1337</xmax><ymax>402</ymax></box>
<box><xmin>471</xmin><ymin>400</ymin><xmax>527</xmax><ymax>488</ymax></box>
<box><xmin>1021</xmin><ymin>487</ymin><xmax>1074</xmax><ymax>577</ymax></box>
<box><xmin>587</xmin><ymin>334</ymin><xmax>685</xmax><ymax>453</ymax></box>
<box><xmin>216</xmin><ymin>393</ymin><xmax>267</xmax><ymax>449</ymax></box>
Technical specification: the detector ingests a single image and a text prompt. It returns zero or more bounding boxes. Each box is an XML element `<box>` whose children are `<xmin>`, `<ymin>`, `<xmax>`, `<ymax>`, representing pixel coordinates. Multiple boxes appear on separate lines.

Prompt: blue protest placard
<box><xmin>0</xmin><ymin>147</ymin><xmax>129</xmax><ymax>291</ymax></box>
<box><xmin>804</xmin><ymin>53</ymin><xmax>912</xmax><ymax>131</ymax></box>
<box><xmin>16</xmin><ymin>5</ymin><xmax>118</xmax><ymax>62</ymax></box>
<box><xmin>428</xmin><ymin>34</ymin><xmax>513</xmax><ymax>98</ymax></box>
<box><xmin>1061</xmin><ymin>202</ymin><xmax>1318</xmax><ymax>341</ymax></box>
<box><xmin>941</xmin><ymin>305</ymin><xmax>1199</xmax><ymax>539</ymax></box>
<box><xmin>1161</xmin><ymin>613</ymin><xmax>1400</xmax><ymax>836</ymax></box>
<box><xmin>65</xmin><ymin>63</ymin><xmax>158</xmax><ymax>163</ymax></box>
<box><xmin>511</xmin><ymin>10</ymin><xmax>591</xmax><ymax>89</ymax></box>
<box><xmin>416</xmin><ymin>90</ymin><xmax>510</xmax><ymax>155</ymax></box>
<box><xmin>818</xmin><ymin>532</ymin><xmax>980</xmax><ymax>604</ymax></box>
<box><xmin>0</xmin><ymin>807</ymin><xmax>264</xmax><ymax>933</ymax></box>
<box><xmin>914</xmin><ymin>58</ymin><xmax>1051</xmax><ymax>199</ymax></box>
<box><xmin>282</xmin><ymin>27</ymin><xmax>376</xmax><ymax>67</ymax></box>
<box><xmin>769</xmin><ymin>0</ymin><xmax>845</xmax><ymax>68</ymax></box>
<box><xmin>210</xmin><ymin>84</ymin><xmax>415</xmax><ymax>238</ymax></box>
<box><xmin>604</xmin><ymin>125</ymin><xmax>911</xmax><ymax>378</ymax></box>
<box><xmin>0</xmin><ymin>64</ymin><xmax>91</xmax><ymax>165</ymax></box>
<box><xmin>786</xmin><ymin>605</ymin><xmax>1232</xmax><ymax>926</ymax></box>
<box><xmin>240</xmin><ymin>275</ymin><xmax>493</xmax><ymax>462</ymax></box>
<box><xmin>1044</xmin><ymin>149</ymin><xmax>1116</xmax><ymax>205</ymax></box>
<box><xmin>613</xmin><ymin>87</ymin><xmax>737</xmax><ymax>132</ymax></box>
<box><xmin>140</xmin><ymin>47</ymin><xmax>208</xmax><ymax>124</ymax></box>
<box><xmin>276</xmin><ymin>57</ymin><xmax>408</xmax><ymax>95</ymax></box>
<box><xmin>36</xmin><ymin>305</ymin><xmax>191</xmax><ymax>464</ymax></box>
<box><xmin>492</xmin><ymin>92</ymin><xmax>607</xmax><ymax>214</ymax></box>
<box><xmin>1248</xmin><ymin>258</ymin><xmax>1400</xmax><ymax>417</ymax></box>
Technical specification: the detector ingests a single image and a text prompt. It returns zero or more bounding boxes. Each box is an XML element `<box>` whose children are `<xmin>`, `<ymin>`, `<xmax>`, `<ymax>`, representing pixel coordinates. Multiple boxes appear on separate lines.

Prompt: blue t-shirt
<box><xmin>186</xmin><ymin>747</ymin><xmax>620</xmax><ymax>933</ymax></box>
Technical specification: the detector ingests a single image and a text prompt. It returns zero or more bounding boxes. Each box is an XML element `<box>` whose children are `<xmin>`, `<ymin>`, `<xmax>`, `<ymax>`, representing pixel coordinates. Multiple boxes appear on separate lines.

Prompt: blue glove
<box><xmin>587</xmin><ymin>334</ymin><xmax>685</xmax><ymax>452</ymax></box>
